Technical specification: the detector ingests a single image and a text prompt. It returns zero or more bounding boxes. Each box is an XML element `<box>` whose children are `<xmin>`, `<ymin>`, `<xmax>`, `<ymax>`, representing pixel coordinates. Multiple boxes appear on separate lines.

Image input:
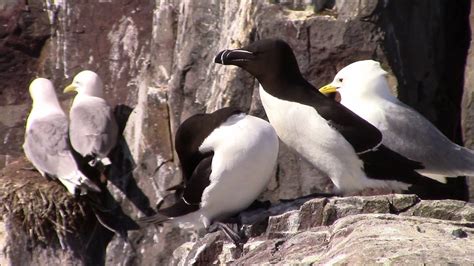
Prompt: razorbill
<box><xmin>214</xmin><ymin>39</ymin><xmax>438</xmax><ymax>193</ymax></box>
<box><xmin>138</xmin><ymin>107</ymin><xmax>279</xmax><ymax>238</ymax></box>
<box><xmin>320</xmin><ymin>60</ymin><xmax>474</xmax><ymax>181</ymax></box>
<box><xmin>64</xmin><ymin>70</ymin><xmax>118</xmax><ymax>167</ymax></box>
<box><xmin>23</xmin><ymin>78</ymin><xmax>101</xmax><ymax>195</ymax></box>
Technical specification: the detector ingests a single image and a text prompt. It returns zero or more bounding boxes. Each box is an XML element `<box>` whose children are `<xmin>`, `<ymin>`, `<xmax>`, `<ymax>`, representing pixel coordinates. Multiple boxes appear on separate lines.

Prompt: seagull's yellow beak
<box><xmin>63</xmin><ymin>84</ymin><xmax>77</xmax><ymax>93</ymax></box>
<box><xmin>319</xmin><ymin>84</ymin><xmax>337</xmax><ymax>95</ymax></box>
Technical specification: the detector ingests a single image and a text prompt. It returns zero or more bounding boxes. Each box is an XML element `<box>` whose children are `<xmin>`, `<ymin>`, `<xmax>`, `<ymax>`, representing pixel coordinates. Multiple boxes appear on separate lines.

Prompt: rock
<box><xmin>452</xmin><ymin>228</ymin><xmax>468</xmax><ymax>238</ymax></box>
<box><xmin>0</xmin><ymin>0</ymin><xmax>50</xmax><ymax>166</ymax></box>
<box><xmin>0</xmin><ymin>0</ymin><xmax>473</xmax><ymax>265</ymax></box>
<box><xmin>401</xmin><ymin>199</ymin><xmax>474</xmax><ymax>221</ymax></box>
<box><xmin>176</xmin><ymin>194</ymin><xmax>474</xmax><ymax>265</ymax></box>
<box><xmin>0</xmin><ymin>158</ymin><xmax>106</xmax><ymax>265</ymax></box>
<box><xmin>0</xmin><ymin>0</ymin><xmax>50</xmax><ymax>106</ymax></box>
<box><xmin>462</xmin><ymin>0</ymin><xmax>474</xmax><ymax>201</ymax></box>
<box><xmin>388</xmin><ymin>193</ymin><xmax>420</xmax><ymax>212</ymax></box>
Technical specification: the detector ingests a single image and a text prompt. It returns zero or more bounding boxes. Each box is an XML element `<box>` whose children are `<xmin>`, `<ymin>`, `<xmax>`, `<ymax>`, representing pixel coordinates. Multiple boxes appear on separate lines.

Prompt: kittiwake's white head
<box><xmin>64</xmin><ymin>70</ymin><xmax>104</xmax><ymax>98</ymax></box>
<box><xmin>28</xmin><ymin>78</ymin><xmax>63</xmax><ymax>111</ymax></box>
<box><xmin>319</xmin><ymin>60</ymin><xmax>395</xmax><ymax>104</ymax></box>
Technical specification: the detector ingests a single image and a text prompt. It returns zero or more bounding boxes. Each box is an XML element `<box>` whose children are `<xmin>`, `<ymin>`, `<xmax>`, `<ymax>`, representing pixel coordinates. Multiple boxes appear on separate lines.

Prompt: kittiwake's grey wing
<box><xmin>23</xmin><ymin>115</ymin><xmax>73</xmax><ymax>177</ymax></box>
<box><xmin>23</xmin><ymin>115</ymin><xmax>101</xmax><ymax>193</ymax></box>
<box><xmin>383</xmin><ymin>101</ymin><xmax>474</xmax><ymax>177</ymax></box>
<box><xmin>69</xmin><ymin>99</ymin><xmax>118</xmax><ymax>157</ymax></box>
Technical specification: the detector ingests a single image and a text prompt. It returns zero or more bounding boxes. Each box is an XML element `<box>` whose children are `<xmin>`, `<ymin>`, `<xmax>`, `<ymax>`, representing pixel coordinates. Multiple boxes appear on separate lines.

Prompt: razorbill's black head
<box><xmin>215</xmin><ymin>39</ymin><xmax>442</xmax><ymax>196</ymax></box>
<box><xmin>215</xmin><ymin>39</ymin><xmax>303</xmax><ymax>84</ymax></box>
<box><xmin>138</xmin><ymin>107</ymin><xmax>279</xmax><ymax>235</ymax></box>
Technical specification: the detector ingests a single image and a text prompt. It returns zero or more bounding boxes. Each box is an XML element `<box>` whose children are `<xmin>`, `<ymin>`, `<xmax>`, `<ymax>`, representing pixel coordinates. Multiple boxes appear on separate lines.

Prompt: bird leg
<box><xmin>88</xmin><ymin>158</ymin><xmax>99</xmax><ymax>167</ymax></box>
<box><xmin>207</xmin><ymin>221</ymin><xmax>245</xmax><ymax>249</ymax></box>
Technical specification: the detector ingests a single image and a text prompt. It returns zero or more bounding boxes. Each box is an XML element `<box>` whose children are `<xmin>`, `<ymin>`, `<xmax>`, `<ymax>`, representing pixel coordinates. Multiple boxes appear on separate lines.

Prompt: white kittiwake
<box><xmin>64</xmin><ymin>70</ymin><xmax>118</xmax><ymax>167</ymax></box>
<box><xmin>23</xmin><ymin>78</ymin><xmax>101</xmax><ymax>195</ymax></box>
<box><xmin>320</xmin><ymin>59</ymin><xmax>474</xmax><ymax>181</ymax></box>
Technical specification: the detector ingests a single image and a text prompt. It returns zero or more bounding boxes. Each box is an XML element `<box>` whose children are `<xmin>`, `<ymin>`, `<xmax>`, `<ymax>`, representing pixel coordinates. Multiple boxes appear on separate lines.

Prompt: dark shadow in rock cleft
<box><xmin>105</xmin><ymin>104</ymin><xmax>157</xmax><ymax>217</ymax></box>
<box><xmin>69</xmin><ymin>105</ymin><xmax>157</xmax><ymax>265</ymax></box>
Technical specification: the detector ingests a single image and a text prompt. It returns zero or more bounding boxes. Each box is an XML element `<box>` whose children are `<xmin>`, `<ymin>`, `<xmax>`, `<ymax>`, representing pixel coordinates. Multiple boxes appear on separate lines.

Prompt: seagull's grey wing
<box><xmin>382</xmin><ymin>101</ymin><xmax>474</xmax><ymax>176</ymax></box>
<box><xmin>70</xmin><ymin>99</ymin><xmax>118</xmax><ymax>157</ymax></box>
<box><xmin>23</xmin><ymin>115</ymin><xmax>74</xmax><ymax>177</ymax></box>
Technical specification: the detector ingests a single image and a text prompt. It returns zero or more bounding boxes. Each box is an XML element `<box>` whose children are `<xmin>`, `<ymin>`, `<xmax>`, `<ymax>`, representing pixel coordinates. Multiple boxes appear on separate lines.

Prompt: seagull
<box><xmin>138</xmin><ymin>107</ymin><xmax>279</xmax><ymax>244</ymax></box>
<box><xmin>23</xmin><ymin>78</ymin><xmax>101</xmax><ymax>195</ymax></box>
<box><xmin>215</xmin><ymin>39</ymin><xmax>439</xmax><ymax>194</ymax></box>
<box><xmin>319</xmin><ymin>60</ymin><xmax>474</xmax><ymax>181</ymax></box>
<box><xmin>64</xmin><ymin>70</ymin><xmax>118</xmax><ymax>167</ymax></box>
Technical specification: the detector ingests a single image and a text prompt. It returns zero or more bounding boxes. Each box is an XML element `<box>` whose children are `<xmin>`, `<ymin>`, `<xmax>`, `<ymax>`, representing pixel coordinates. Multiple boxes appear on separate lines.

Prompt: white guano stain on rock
<box><xmin>43</xmin><ymin>0</ymin><xmax>69</xmax><ymax>78</ymax></box>
<box><xmin>107</xmin><ymin>16</ymin><xmax>139</xmax><ymax>84</ymax></box>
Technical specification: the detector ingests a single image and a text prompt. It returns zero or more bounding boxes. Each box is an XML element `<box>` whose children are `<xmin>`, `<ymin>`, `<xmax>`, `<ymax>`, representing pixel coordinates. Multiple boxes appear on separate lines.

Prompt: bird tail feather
<box><xmin>136</xmin><ymin>213</ymin><xmax>170</xmax><ymax>228</ymax></box>
<box><xmin>100</xmin><ymin>157</ymin><xmax>112</xmax><ymax>166</ymax></box>
<box><xmin>59</xmin><ymin>171</ymin><xmax>101</xmax><ymax>195</ymax></box>
<box><xmin>78</xmin><ymin>173</ymin><xmax>102</xmax><ymax>193</ymax></box>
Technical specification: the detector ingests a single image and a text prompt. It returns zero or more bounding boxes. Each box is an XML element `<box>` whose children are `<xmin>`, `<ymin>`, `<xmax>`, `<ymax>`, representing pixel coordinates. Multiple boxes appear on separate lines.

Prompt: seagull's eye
<box><xmin>338</xmin><ymin>78</ymin><xmax>343</xmax><ymax>83</ymax></box>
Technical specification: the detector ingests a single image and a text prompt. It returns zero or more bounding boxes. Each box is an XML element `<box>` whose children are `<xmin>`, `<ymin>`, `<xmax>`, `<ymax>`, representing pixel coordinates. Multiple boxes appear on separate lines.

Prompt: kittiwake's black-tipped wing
<box><xmin>359</xmin><ymin>145</ymin><xmax>454</xmax><ymax>195</ymax></box>
<box><xmin>359</xmin><ymin>144</ymin><xmax>424</xmax><ymax>182</ymax></box>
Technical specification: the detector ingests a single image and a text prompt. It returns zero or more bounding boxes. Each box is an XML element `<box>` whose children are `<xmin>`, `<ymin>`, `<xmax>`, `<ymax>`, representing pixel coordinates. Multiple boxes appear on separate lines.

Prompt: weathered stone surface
<box><xmin>0</xmin><ymin>0</ymin><xmax>50</xmax><ymax>106</ymax></box>
<box><xmin>462</xmin><ymin>0</ymin><xmax>474</xmax><ymax>201</ymax></box>
<box><xmin>401</xmin><ymin>199</ymin><xmax>474</xmax><ymax>221</ymax></box>
<box><xmin>176</xmin><ymin>194</ymin><xmax>474</xmax><ymax>265</ymax></box>
<box><xmin>0</xmin><ymin>0</ymin><xmax>473</xmax><ymax>265</ymax></box>
<box><xmin>234</xmin><ymin>214</ymin><xmax>474</xmax><ymax>264</ymax></box>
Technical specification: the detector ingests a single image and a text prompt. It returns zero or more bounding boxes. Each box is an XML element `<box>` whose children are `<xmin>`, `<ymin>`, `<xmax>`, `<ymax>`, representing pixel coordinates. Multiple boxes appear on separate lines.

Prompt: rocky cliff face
<box><xmin>170</xmin><ymin>194</ymin><xmax>474</xmax><ymax>265</ymax></box>
<box><xmin>0</xmin><ymin>0</ymin><xmax>473</xmax><ymax>265</ymax></box>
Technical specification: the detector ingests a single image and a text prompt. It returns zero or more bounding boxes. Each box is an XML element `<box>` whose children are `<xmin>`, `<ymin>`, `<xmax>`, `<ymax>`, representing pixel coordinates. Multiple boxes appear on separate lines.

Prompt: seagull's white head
<box><xmin>319</xmin><ymin>60</ymin><xmax>395</xmax><ymax>103</ymax></box>
<box><xmin>64</xmin><ymin>70</ymin><xmax>104</xmax><ymax>98</ymax></box>
<box><xmin>28</xmin><ymin>78</ymin><xmax>62</xmax><ymax>110</ymax></box>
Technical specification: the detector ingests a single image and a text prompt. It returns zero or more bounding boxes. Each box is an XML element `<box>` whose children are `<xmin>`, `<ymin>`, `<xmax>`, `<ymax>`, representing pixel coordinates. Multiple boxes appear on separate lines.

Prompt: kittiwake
<box><xmin>23</xmin><ymin>78</ymin><xmax>101</xmax><ymax>195</ymax></box>
<box><xmin>64</xmin><ymin>70</ymin><xmax>118</xmax><ymax>167</ymax></box>
<box><xmin>320</xmin><ymin>60</ymin><xmax>474</xmax><ymax>181</ymax></box>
